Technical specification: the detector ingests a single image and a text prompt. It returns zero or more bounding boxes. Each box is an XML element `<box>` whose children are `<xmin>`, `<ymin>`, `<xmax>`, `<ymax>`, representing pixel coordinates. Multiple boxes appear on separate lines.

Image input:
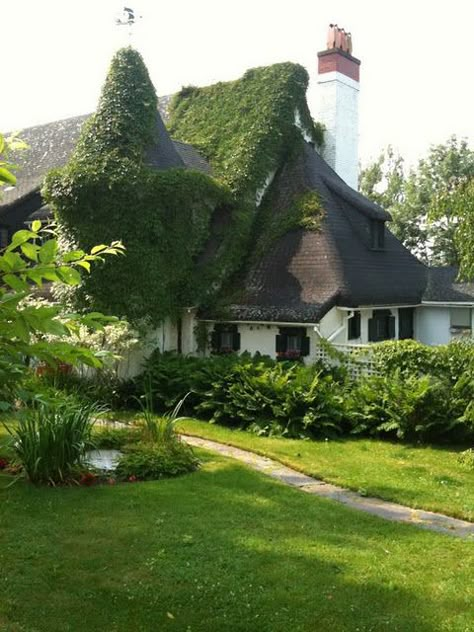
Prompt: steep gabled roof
<box><xmin>1</xmin><ymin>102</ymin><xmax>210</xmax><ymax>214</ymax></box>
<box><xmin>214</xmin><ymin>143</ymin><xmax>427</xmax><ymax>323</ymax></box>
<box><xmin>423</xmin><ymin>267</ymin><xmax>474</xmax><ymax>303</ymax></box>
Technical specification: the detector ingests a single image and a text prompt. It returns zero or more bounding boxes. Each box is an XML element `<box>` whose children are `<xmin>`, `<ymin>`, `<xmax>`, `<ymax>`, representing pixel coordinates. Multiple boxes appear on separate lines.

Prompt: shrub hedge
<box><xmin>49</xmin><ymin>341</ymin><xmax>474</xmax><ymax>445</ymax></box>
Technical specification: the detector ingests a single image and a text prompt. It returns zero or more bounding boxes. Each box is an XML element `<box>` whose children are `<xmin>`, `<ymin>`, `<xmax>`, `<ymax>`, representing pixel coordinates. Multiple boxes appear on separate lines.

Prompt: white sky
<box><xmin>3</xmin><ymin>0</ymin><xmax>474</xmax><ymax>168</ymax></box>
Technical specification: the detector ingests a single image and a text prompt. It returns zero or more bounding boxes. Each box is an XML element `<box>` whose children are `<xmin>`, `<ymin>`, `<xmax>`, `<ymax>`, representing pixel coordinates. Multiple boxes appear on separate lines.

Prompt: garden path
<box><xmin>182</xmin><ymin>434</ymin><xmax>474</xmax><ymax>539</ymax></box>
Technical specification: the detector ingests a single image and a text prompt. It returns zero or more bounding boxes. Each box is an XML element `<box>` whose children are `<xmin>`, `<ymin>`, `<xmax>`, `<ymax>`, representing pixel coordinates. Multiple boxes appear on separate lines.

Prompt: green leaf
<box><xmin>3</xmin><ymin>274</ymin><xmax>28</xmax><ymax>291</ymax></box>
<box><xmin>62</xmin><ymin>250</ymin><xmax>85</xmax><ymax>263</ymax></box>
<box><xmin>31</xmin><ymin>220</ymin><xmax>42</xmax><ymax>232</ymax></box>
<box><xmin>75</xmin><ymin>260</ymin><xmax>90</xmax><ymax>272</ymax></box>
<box><xmin>21</xmin><ymin>242</ymin><xmax>39</xmax><ymax>261</ymax></box>
<box><xmin>38</xmin><ymin>239</ymin><xmax>58</xmax><ymax>264</ymax></box>
<box><xmin>0</xmin><ymin>166</ymin><xmax>16</xmax><ymax>185</ymax></box>
<box><xmin>57</xmin><ymin>266</ymin><xmax>82</xmax><ymax>285</ymax></box>
<box><xmin>6</xmin><ymin>230</ymin><xmax>37</xmax><ymax>252</ymax></box>
<box><xmin>90</xmin><ymin>244</ymin><xmax>108</xmax><ymax>255</ymax></box>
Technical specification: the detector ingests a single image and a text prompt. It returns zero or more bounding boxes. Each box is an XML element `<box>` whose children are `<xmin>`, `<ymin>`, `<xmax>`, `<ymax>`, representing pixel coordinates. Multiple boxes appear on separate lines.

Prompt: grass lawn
<box><xmin>171</xmin><ymin>418</ymin><xmax>474</xmax><ymax>522</ymax></box>
<box><xmin>3</xmin><ymin>415</ymin><xmax>474</xmax><ymax>522</ymax></box>
<box><xmin>1</xmin><ymin>447</ymin><xmax>473</xmax><ymax>632</ymax></box>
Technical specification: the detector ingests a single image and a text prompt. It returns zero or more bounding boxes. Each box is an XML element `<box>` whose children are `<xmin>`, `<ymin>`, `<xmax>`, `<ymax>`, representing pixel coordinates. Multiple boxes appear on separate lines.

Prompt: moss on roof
<box><xmin>168</xmin><ymin>63</ymin><xmax>323</xmax><ymax>200</ymax></box>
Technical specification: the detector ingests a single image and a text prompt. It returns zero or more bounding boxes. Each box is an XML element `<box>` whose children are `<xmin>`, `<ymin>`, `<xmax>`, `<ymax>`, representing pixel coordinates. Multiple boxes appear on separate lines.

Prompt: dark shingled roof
<box><xmin>213</xmin><ymin>142</ymin><xmax>427</xmax><ymax>323</ymax></box>
<box><xmin>1</xmin><ymin>100</ymin><xmax>210</xmax><ymax>214</ymax></box>
<box><xmin>423</xmin><ymin>267</ymin><xmax>474</xmax><ymax>303</ymax></box>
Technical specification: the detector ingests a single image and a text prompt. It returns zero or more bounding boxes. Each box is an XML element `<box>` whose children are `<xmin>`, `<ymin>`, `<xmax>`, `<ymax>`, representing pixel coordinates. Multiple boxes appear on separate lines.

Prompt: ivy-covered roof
<box><xmin>168</xmin><ymin>63</ymin><xmax>323</xmax><ymax>200</ymax></box>
<box><xmin>5</xmin><ymin>48</ymin><xmax>429</xmax><ymax>325</ymax></box>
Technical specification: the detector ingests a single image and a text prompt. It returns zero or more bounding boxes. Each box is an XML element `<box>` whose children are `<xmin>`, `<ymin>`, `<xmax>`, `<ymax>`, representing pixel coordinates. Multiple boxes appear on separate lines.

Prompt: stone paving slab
<box><xmin>182</xmin><ymin>434</ymin><xmax>474</xmax><ymax>540</ymax></box>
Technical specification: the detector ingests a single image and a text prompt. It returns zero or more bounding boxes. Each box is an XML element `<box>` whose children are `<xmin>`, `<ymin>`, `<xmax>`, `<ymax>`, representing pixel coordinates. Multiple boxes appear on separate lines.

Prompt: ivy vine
<box><xmin>169</xmin><ymin>62</ymin><xmax>323</xmax><ymax>200</ymax></box>
<box><xmin>44</xmin><ymin>49</ymin><xmax>326</xmax><ymax>325</ymax></box>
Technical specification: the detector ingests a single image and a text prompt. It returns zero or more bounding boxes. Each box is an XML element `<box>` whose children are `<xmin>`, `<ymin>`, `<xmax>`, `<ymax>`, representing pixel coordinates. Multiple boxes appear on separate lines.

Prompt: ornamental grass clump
<box><xmin>114</xmin><ymin>390</ymin><xmax>198</xmax><ymax>481</ymax></box>
<box><xmin>9</xmin><ymin>398</ymin><xmax>104</xmax><ymax>485</ymax></box>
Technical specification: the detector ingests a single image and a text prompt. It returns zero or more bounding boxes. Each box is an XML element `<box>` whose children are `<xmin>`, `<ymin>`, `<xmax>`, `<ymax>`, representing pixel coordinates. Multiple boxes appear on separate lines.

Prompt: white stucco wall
<box><xmin>319</xmin><ymin>306</ymin><xmax>344</xmax><ymax>341</ymax></box>
<box><xmin>309</xmin><ymin>70</ymin><xmax>359</xmax><ymax>190</ymax></box>
<box><xmin>239</xmin><ymin>323</ymin><xmax>280</xmax><ymax>359</ymax></box>
<box><xmin>415</xmin><ymin>306</ymin><xmax>474</xmax><ymax>346</ymax></box>
<box><xmin>181</xmin><ymin>309</ymin><xmax>198</xmax><ymax>355</ymax></box>
<box><xmin>415</xmin><ymin>307</ymin><xmax>451</xmax><ymax>346</ymax></box>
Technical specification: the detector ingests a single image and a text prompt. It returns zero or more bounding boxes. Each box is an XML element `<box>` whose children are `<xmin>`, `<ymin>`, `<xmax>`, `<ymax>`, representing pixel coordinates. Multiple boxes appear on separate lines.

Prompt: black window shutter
<box><xmin>388</xmin><ymin>316</ymin><xmax>396</xmax><ymax>339</ymax></box>
<box><xmin>348</xmin><ymin>312</ymin><xmax>361</xmax><ymax>340</ymax></box>
<box><xmin>368</xmin><ymin>318</ymin><xmax>377</xmax><ymax>342</ymax></box>
<box><xmin>232</xmin><ymin>331</ymin><xmax>241</xmax><ymax>351</ymax></box>
<box><xmin>211</xmin><ymin>330</ymin><xmax>219</xmax><ymax>352</ymax></box>
<box><xmin>301</xmin><ymin>336</ymin><xmax>310</xmax><ymax>356</ymax></box>
<box><xmin>276</xmin><ymin>335</ymin><xmax>286</xmax><ymax>353</ymax></box>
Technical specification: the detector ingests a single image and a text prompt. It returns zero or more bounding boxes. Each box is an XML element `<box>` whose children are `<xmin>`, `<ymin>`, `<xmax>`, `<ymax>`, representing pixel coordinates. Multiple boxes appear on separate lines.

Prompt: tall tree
<box><xmin>447</xmin><ymin>179</ymin><xmax>474</xmax><ymax>279</ymax></box>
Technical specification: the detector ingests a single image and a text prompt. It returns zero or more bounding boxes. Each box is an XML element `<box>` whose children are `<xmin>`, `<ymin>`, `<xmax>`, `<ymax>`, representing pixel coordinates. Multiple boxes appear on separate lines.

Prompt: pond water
<box><xmin>85</xmin><ymin>449</ymin><xmax>123</xmax><ymax>472</ymax></box>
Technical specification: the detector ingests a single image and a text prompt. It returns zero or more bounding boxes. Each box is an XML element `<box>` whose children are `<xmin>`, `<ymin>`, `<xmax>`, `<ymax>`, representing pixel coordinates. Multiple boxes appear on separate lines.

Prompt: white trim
<box><xmin>199</xmin><ymin>319</ymin><xmax>319</xmax><ymax>327</ymax></box>
<box><xmin>422</xmin><ymin>301</ymin><xmax>474</xmax><ymax>307</ymax></box>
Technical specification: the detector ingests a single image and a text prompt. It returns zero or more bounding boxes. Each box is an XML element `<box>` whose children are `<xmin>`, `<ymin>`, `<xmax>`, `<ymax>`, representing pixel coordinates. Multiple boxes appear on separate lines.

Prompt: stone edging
<box><xmin>182</xmin><ymin>434</ymin><xmax>474</xmax><ymax>540</ymax></box>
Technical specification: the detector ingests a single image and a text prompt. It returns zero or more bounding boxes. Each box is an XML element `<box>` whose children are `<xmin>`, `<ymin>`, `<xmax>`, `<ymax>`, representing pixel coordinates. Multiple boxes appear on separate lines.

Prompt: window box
<box><xmin>276</xmin><ymin>327</ymin><xmax>310</xmax><ymax>359</ymax></box>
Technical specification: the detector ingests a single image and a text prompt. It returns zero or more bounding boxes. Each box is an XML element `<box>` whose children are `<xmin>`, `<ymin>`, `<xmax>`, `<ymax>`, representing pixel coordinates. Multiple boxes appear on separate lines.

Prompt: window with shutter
<box><xmin>276</xmin><ymin>327</ymin><xmax>307</xmax><ymax>360</ymax></box>
<box><xmin>211</xmin><ymin>324</ymin><xmax>240</xmax><ymax>354</ymax></box>
<box><xmin>348</xmin><ymin>311</ymin><xmax>361</xmax><ymax>340</ymax></box>
<box><xmin>399</xmin><ymin>308</ymin><xmax>414</xmax><ymax>339</ymax></box>
<box><xmin>369</xmin><ymin>310</ymin><xmax>395</xmax><ymax>342</ymax></box>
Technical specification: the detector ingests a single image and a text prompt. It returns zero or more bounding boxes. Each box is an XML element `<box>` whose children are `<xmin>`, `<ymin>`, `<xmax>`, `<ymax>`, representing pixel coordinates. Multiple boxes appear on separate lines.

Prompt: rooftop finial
<box><xmin>327</xmin><ymin>24</ymin><xmax>352</xmax><ymax>55</ymax></box>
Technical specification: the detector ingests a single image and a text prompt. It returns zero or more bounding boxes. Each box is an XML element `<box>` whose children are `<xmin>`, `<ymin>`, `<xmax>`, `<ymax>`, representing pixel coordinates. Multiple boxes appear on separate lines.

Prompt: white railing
<box><xmin>313</xmin><ymin>342</ymin><xmax>379</xmax><ymax>377</ymax></box>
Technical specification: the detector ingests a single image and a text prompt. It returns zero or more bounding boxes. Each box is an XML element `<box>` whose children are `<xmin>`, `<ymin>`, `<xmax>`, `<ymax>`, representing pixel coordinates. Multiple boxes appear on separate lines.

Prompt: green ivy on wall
<box><xmin>44</xmin><ymin>49</ymin><xmax>326</xmax><ymax>325</ymax></box>
<box><xmin>44</xmin><ymin>48</ymin><xmax>235</xmax><ymax>324</ymax></box>
<box><xmin>168</xmin><ymin>62</ymin><xmax>323</xmax><ymax>201</ymax></box>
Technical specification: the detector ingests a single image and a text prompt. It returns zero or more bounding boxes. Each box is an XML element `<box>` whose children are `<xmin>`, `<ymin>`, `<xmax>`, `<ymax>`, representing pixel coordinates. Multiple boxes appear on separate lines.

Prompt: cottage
<box><xmin>1</xmin><ymin>28</ymin><xmax>472</xmax><ymax>364</ymax></box>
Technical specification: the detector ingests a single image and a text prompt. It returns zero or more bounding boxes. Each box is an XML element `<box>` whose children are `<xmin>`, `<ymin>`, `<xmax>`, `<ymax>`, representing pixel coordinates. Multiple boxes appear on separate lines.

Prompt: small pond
<box><xmin>85</xmin><ymin>449</ymin><xmax>123</xmax><ymax>472</ymax></box>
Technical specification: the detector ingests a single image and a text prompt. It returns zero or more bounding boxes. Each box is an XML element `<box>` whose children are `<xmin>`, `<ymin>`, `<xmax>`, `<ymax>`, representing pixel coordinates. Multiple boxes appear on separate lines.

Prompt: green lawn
<box><xmin>3</xmin><ymin>415</ymin><xmax>474</xmax><ymax>522</ymax></box>
<box><xmin>1</xmin><ymin>448</ymin><xmax>473</xmax><ymax>632</ymax></box>
<box><xmin>173</xmin><ymin>418</ymin><xmax>474</xmax><ymax>522</ymax></box>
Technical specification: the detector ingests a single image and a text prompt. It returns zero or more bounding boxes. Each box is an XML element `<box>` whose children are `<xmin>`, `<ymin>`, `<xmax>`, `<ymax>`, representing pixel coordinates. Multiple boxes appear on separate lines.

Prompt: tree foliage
<box><xmin>0</xmin><ymin>132</ymin><xmax>27</xmax><ymax>188</ymax></box>
<box><xmin>448</xmin><ymin>179</ymin><xmax>474</xmax><ymax>279</ymax></box>
<box><xmin>360</xmin><ymin>137</ymin><xmax>474</xmax><ymax>267</ymax></box>
<box><xmin>0</xmin><ymin>221</ymin><xmax>124</xmax><ymax>408</ymax></box>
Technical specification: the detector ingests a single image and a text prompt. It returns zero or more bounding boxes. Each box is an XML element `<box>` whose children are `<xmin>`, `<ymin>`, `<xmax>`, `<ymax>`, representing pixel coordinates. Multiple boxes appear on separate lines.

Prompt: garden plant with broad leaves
<box><xmin>0</xmin><ymin>220</ymin><xmax>125</xmax><ymax>409</ymax></box>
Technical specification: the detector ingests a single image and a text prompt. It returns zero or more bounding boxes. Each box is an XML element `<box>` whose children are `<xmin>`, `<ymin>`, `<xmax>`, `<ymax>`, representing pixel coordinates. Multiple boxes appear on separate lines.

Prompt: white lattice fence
<box><xmin>313</xmin><ymin>343</ymin><xmax>379</xmax><ymax>377</ymax></box>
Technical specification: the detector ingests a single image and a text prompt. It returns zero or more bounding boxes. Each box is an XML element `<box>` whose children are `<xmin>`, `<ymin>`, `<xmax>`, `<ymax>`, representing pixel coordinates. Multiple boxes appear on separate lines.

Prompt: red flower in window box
<box><xmin>0</xmin><ymin>458</ymin><xmax>9</xmax><ymax>470</ymax></box>
<box><xmin>219</xmin><ymin>346</ymin><xmax>233</xmax><ymax>355</ymax></box>
<box><xmin>277</xmin><ymin>350</ymin><xmax>302</xmax><ymax>361</ymax></box>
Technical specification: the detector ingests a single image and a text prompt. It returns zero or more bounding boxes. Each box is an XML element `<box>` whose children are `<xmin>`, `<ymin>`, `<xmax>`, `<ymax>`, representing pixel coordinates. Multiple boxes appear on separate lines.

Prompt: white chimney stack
<box><xmin>309</xmin><ymin>24</ymin><xmax>361</xmax><ymax>190</ymax></box>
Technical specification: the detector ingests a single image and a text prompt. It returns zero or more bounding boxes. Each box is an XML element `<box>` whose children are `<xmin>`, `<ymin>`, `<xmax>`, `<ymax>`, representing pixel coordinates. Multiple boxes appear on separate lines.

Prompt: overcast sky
<box><xmin>3</xmin><ymin>0</ymin><xmax>474</xmax><ymax>168</ymax></box>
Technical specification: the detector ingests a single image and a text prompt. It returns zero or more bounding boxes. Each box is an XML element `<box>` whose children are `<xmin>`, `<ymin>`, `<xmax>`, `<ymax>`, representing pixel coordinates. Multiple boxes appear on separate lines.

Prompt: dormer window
<box><xmin>371</xmin><ymin>220</ymin><xmax>385</xmax><ymax>250</ymax></box>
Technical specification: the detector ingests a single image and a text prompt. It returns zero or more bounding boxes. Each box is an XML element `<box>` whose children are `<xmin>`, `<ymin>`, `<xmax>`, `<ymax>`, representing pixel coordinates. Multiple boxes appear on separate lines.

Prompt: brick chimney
<box><xmin>311</xmin><ymin>25</ymin><xmax>361</xmax><ymax>190</ymax></box>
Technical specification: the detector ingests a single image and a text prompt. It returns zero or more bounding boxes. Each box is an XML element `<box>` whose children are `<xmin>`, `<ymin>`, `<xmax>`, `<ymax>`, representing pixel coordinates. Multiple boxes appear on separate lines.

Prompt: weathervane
<box><xmin>115</xmin><ymin>6</ymin><xmax>142</xmax><ymax>40</ymax></box>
